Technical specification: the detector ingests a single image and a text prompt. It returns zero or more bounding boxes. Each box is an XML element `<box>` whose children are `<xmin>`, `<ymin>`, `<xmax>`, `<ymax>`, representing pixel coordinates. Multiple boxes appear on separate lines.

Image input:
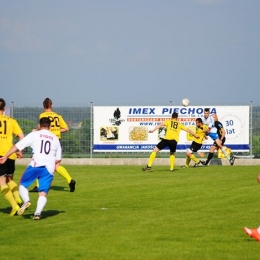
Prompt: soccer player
<box><xmin>201</xmin><ymin>108</ymin><xmax>216</xmax><ymax>140</ymax></box>
<box><xmin>0</xmin><ymin>98</ymin><xmax>24</xmax><ymax>216</ymax></box>
<box><xmin>200</xmin><ymin>113</ymin><xmax>235</xmax><ymax>166</ymax></box>
<box><xmin>0</xmin><ymin>117</ymin><xmax>62</xmax><ymax>220</ymax></box>
<box><xmin>30</xmin><ymin>98</ymin><xmax>76</xmax><ymax>192</ymax></box>
<box><xmin>142</xmin><ymin>112</ymin><xmax>199</xmax><ymax>172</ymax></box>
<box><xmin>244</xmin><ymin>174</ymin><xmax>260</xmax><ymax>241</ymax></box>
<box><xmin>183</xmin><ymin>118</ymin><xmax>208</xmax><ymax>168</ymax></box>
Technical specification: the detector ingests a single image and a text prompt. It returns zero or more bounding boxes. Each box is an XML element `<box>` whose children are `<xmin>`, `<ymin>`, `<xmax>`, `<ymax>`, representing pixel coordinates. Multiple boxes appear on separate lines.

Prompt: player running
<box><xmin>0</xmin><ymin>117</ymin><xmax>62</xmax><ymax>220</ymax></box>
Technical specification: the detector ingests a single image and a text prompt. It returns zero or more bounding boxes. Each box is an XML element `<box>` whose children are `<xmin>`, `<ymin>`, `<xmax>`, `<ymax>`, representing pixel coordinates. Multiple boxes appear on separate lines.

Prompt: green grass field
<box><xmin>1</xmin><ymin>165</ymin><xmax>260</xmax><ymax>260</ymax></box>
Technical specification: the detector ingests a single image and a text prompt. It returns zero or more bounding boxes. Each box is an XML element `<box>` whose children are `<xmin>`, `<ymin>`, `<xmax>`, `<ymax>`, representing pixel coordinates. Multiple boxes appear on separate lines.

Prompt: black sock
<box><xmin>206</xmin><ymin>152</ymin><xmax>214</xmax><ymax>164</ymax></box>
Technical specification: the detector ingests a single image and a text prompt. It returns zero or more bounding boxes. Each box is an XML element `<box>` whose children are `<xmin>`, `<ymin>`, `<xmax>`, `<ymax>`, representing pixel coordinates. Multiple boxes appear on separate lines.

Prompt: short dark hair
<box><xmin>0</xmin><ymin>98</ymin><xmax>6</xmax><ymax>110</ymax></box>
<box><xmin>204</xmin><ymin>108</ymin><xmax>210</xmax><ymax>112</ymax></box>
<box><xmin>39</xmin><ymin>117</ymin><xmax>51</xmax><ymax>127</ymax></box>
<box><xmin>43</xmin><ymin>98</ymin><xmax>52</xmax><ymax>109</ymax></box>
<box><xmin>196</xmin><ymin>118</ymin><xmax>203</xmax><ymax>124</ymax></box>
<box><xmin>172</xmin><ymin>112</ymin><xmax>178</xmax><ymax>118</ymax></box>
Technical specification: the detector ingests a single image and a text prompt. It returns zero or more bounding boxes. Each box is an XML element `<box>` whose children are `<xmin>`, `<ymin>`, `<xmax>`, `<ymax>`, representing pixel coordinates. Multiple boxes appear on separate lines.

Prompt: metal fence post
<box><xmin>250</xmin><ymin>101</ymin><xmax>253</xmax><ymax>158</ymax></box>
<box><xmin>90</xmin><ymin>102</ymin><xmax>93</xmax><ymax>159</ymax></box>
<box><xmin>11</xmin><ymin>101</ymin><xmax>14</xmax><ymax>118</ymax></box>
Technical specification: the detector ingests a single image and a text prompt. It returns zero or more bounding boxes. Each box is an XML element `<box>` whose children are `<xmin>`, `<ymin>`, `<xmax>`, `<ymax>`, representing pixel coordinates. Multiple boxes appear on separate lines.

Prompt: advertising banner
<box><xmin>93</xmin><ymin>106</ymin><xmax>249</xmax><ymax>152</ymax></box>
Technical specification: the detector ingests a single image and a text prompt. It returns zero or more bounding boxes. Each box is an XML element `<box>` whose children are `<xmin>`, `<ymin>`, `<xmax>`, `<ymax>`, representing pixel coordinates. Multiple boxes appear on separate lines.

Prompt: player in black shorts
<box><xmin>183</xmin><ymin>118</ymin><xmax>208</xmax><ymax>168</ymax></box>
<box><xmin>200</xmin><ymin>114</ymin><xmax>235</xmax><ymax>165</ymax></box>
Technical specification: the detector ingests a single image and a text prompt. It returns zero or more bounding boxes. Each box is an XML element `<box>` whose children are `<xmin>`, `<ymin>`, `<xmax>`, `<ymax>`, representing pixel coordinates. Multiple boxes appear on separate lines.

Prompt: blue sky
<box><xmin>1</xmin><ymin>0</ymin><xmax>259</xmax><ymax>106</ymax></box>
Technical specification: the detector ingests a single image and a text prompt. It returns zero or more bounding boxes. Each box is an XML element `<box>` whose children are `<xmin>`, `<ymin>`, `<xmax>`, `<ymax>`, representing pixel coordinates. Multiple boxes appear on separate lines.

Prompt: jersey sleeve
<box><xmin>181</xmin><ymin>123</ymin><xmax>187</xmax><ymax>131</ymax></box>
<box><xmin>15</xmin><ymin>132</ymin><xmax>35</xmax><ymax>151</ymax></box>
<box><xmin>12</xmin><ymin>119</ymin><xmax>23</xmax><ymax>137</ymax></box>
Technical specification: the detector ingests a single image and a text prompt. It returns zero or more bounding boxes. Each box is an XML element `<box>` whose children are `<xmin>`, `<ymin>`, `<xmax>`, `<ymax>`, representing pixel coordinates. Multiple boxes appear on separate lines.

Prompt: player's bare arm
<box><xmin>149</xmin><ymin>123</ymin><xmax>164</xmax><ymax>133</ymax></box>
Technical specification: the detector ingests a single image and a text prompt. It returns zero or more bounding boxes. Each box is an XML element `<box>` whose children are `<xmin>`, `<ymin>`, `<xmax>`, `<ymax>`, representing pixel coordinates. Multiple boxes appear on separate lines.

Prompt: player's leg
<box><xmin>7</xmin><ymin>179</ymin><xmax>23</xmax><ymax>205</ymax></box>
<box><xmin>169</xmin><ymin>152</ymin><xmax>175</xmax><ymax>171</ymax></box>
<box><xmin>142</xmin><ymin>141</ymin><xmax>164</xmax><ymax>171</ymax></box>
<box><xmin>0</xmin><ymin>163</ymin><xmax>20</xmax><ymax>216</ymax></box>
<box><xmin>244</xmin><ymin>227</ymin><xmax>260</xmax><ymax>241</ymax></box>
<box><xmin>186</xmin><ymin>142</ymin><xmax>201</xmax><ymax>167</ymax></box>
<box><xmin>17</xmin><ymin>166</ymin><xmax>39</xmax><ymax>215</ymax></box>
<box><xmin>215</xmin><ymin>139</ymin><xmax>231</xmax><ymax>160</ymax></box>
<box><xmin>34</xmin><ymin>168</ymin><xmax>54</xmax><ymax>220</ymax></box>
<box><xmin>55</xmin><ymin>163</ymin><xmax>76</xmax><ymax>192</ymax></box>
<box><xmin>169</xmin><ymin>140</ymin><xmax>177</xmax><ymax>171</ymax></box>
<box><xmin>201</xmin><ymin>144</ymin><xmax>217</xmax><ymax>165</ymax></box>
<box><xmin>183</xmin><ymin>156</ymin><xmax>191</xmax><ymax>168</ymax></box>
<box><xmin>6</xmin><ymin>159</ymin><xmax>23</xmax><ymax>205</ymax></box>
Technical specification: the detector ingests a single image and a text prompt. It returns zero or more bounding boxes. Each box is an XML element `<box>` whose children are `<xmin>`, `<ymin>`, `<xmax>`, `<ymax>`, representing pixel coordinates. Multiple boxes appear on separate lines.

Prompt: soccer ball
<box><xmin>182</xmin><ymin>98</ymin><xmax>190</xmax><ymax>107</ymax></box>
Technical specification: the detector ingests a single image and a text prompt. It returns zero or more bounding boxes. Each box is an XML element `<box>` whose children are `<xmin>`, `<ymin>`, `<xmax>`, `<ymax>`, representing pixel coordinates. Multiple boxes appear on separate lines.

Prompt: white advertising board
<box><xmin>93</xmin><ymin>106</ymin><xmax>249</xmax><ymax>152</ymax></box>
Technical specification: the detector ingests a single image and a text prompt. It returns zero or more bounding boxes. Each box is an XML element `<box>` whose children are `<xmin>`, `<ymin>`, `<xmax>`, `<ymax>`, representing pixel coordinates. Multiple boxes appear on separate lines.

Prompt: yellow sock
<box><xmin>170</xmin><ymin>154</ymin><xmax>175</xmax><ymax>170</ymax></box>
<box><xmin>56</xmin><ymin>165</ymin><xmax>72</xmax><ymax>183</ymax></box>
<box><xmin>190</xmin><ymin>154</ymin><xmax>199</xmax><ymax>163</ymax></box>
<box><xmin>30</xmin><ymin>179</ymin><xmax>39</xmax><ymax>189</ymax></box>
<box><xmin>7</xmin><ymin>180</ymin><xmax>22</xmax><ymax>204</ymax></box>
<box><xmin>1</xmin><ymin>184</ymin><xmax>18</xmax><ymax>209</ymax></box>
<box><xmin>148</xmin><ymin>152</ymin><xmax>156</xmax><ymax>167</ymax></box>
<box><xmin>185</xmin><ymin>156</ymin><xmax>191</xmax><ymax>167</ymax></box>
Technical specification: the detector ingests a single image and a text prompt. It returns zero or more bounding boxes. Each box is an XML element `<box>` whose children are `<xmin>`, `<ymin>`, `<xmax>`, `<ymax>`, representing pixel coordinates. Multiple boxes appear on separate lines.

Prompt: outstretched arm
<box><xmin>149</xmin><ymin>123</ymin><xmax>165</xmax><ymax>133</ymax></box>
<box><xmin>0</xmin><ymin>145</ymin><xmax>19</xmax><ymax>164</ymax></box>
<box><xmin>186</xmin><ymin>128</ymin><xmax>199</xmax><ymax>139</ymax></box>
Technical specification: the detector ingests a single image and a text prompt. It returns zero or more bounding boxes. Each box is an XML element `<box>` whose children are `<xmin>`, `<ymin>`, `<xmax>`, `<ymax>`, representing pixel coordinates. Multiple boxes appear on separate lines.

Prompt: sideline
<box><xmin>15</xmin><ymin>158</ymin><xmax>260</xmax><ymax>166</ymax></box>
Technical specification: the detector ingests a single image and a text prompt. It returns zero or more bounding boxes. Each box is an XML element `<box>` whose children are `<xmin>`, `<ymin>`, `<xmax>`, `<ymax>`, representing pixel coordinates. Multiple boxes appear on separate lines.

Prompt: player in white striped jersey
<box><xmin>202</xmin><ymin>108</ymin><xmax>218</xmax><ymax>140</ymax></box>
<box><xmin>0</xmin><ymin>117</ymin><xmax>61</xmax><ymax>220</ymax></box>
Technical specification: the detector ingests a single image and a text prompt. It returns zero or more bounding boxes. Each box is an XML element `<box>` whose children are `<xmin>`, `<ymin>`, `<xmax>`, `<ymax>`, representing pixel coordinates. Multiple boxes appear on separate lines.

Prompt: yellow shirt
<box><xmin>195</xmin><ymin>124</ymin><xmax>208</xmax><ymax>144</ymax></box>
<box><xmin>0</xmin><ymin>114</ymin><xmax>23</xmax><ymax>159</ymax></box>
<box><xmin>39</xmin><ymin>111</ymin><xmax>68</xmax><ymax>139</ymax></box>
<box><xmin>163</xmin><ymin>119</ymin><xmax>187</xmax><ymax>142</ymax></box>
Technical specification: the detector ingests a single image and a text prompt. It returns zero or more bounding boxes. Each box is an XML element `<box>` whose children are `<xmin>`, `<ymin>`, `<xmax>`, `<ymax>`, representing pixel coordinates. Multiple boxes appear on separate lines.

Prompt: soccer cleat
<box><xmin>69</xmin><ymin>179</ymin><xmax>76</xmax><ymax>192</ymax></box>
<box><xmin>142</xmin><ymin>166</ymin><xmax>152</xmax><ymax>171</ymax></box>
<box><xmin>194</xmin><ymin>161</ymin><xmax>201</xmax><ymax>167</ymax></box>
<box><xmin>181</xmin><ymin>165</ymin><xmax>188</xmax><ymax>168</ymax></box>
<box><xmin>170</xmin><ymin>169</ymin><xmax>174</xmax><ymax>172</ymax></box>
<box><xmin>17</xmin><ymin>201</ymin><xmax>31</xmax><ymax>216</ymax></box>
<box><xmin>33</xmin><ymin>214</ymin><xmax>41</xmax><ymax>220</ymax></box>
<box><xmin>200</xmin><ymin>160</ymin><xmax>208</xmax><ymax>166</ymax></box>
<box><xmin>9</xmin><ymin>205</ymin><xmax>20</xmax><ymax>216</ymax></box>
<box><xmin>244</xmin><ymin>227</ymin><xmax>260</xmax><ymax>241</ymax></box>
<box><xmin>229</xmin><ymin>156</ymin><xmax>235</xmax><ymax>166</ymax></box>
<box><xmin>29</xmin><ymin>186</ymin><xmax>39</xmax><ymax>192</ymax></box>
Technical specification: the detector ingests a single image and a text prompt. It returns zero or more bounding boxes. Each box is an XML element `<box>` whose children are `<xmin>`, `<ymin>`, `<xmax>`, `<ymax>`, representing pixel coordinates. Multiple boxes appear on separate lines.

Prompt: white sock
<box><xmin>221</xmin><ymin>147</ymin><xmax>230</xmax><ymax>160</ymax></box>
<box><xmin>257</xmin><ymin>227</ymin><xmax>260</xmax><ymax>233</ymax></box>
<box><xmin>19</xmin><ymin>185</ymin><xmax>30</xmax><ymax>203</ymax></box>
<box><xmin>35</xmin><ymin>196</ymin><xmax>47</xmax><ymax>215</ymax></box>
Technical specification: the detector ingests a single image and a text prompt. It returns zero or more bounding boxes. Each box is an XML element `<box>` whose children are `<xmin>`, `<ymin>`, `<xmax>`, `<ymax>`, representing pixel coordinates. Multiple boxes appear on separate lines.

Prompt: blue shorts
<box><xmin>208</xmin><ymin>132</ymin><xmax>219</xmax><ymax>141</ymax></box>
<box><xmin>20</xmin><ymin>165</ymin><xmax>54</xmax><ymax>193</ymax></box>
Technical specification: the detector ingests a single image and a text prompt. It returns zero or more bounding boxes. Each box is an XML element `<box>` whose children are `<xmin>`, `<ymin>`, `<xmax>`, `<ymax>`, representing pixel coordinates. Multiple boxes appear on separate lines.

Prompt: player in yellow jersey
<box><xmin>183</xmin><ymin>118</ymin><xmax>208</xmax><ymax>168</ymax></box>
<box><xmin>142</xmin><ymin>112</ymin><xmax>199</xmax><ymax>172</ymax></box>
<box><xmin>0</xmin><ymin>98</ymin><xmax>24</xmax><ymax>216</ymax></box>
<box><xmin>30</xmin><ymin>98</ymin><xmax>76</xmax><ymax>192</ymax></box>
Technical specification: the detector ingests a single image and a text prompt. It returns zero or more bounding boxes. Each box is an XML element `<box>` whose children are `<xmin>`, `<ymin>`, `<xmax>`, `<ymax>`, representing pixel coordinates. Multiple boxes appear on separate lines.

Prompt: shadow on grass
<box><xmin>0</xmin><ymin>207</ymin><xmax>65</xmax><ymax>219</ymax></box>
<box><xmin>145</xmin><ymin>168</ymin><xmax>183</xmax><ymax>173</ymax></box>
<box><xmin>22</xmin><ymin>209</ymin><xmax>66</xmax><ymax>220</ymax></box>
<box><xmin>0</xmin><ymin>207</ymin><xmax>12</xmax><ymax>215</ymax></box>
<box><xmin>49</xmin><ymin>185</ymin><xmax>67</xmax><ymax>191</ymax></box>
